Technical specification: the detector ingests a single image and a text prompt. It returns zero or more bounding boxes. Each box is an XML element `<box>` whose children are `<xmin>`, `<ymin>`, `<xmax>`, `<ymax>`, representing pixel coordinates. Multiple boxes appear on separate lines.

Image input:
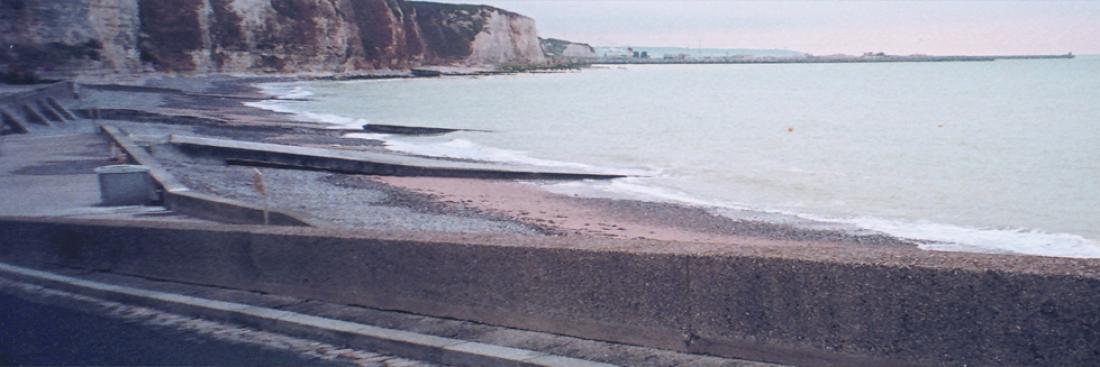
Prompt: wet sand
<box><xmin>377</xmin><ymin>176</ymin><xmax>911</xmax><ymax>247</ymax></box>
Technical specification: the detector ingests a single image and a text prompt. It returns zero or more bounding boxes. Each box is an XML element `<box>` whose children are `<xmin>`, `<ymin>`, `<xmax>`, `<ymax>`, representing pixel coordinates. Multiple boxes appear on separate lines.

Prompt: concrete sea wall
<box><xmin>1</xmin><ymin>217</ymin><xmax>1097</xmax><ymax>366</ymax></box>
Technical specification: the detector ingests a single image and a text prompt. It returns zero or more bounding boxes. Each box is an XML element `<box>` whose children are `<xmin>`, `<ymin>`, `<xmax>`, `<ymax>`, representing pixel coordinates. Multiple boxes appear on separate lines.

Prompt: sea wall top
<box><xmin>0</xmin><ymin>0</ymin><xmax>546</xmax><ymax>78</ymax></box>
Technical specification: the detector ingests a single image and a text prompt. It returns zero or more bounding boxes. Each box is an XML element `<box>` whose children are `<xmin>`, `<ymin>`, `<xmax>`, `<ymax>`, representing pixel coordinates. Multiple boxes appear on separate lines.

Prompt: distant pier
<box><xmin>592</xmin><ymin>53</ymin><xmax>1075</xmax><ymax>65</ymax></box>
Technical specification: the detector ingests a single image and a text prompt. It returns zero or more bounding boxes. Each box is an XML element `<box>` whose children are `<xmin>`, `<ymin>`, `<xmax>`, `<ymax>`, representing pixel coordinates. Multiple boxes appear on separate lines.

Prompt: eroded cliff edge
<box><xmin>0</xmin><ymin>0</ymin><xmax>546</xmax><ymax>79</ymax></box>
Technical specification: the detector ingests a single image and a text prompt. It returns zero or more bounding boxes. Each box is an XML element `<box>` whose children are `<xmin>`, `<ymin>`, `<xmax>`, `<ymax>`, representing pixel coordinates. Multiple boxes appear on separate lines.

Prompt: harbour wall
<box><xmin>1</xmin><ymin>217</ymin><xmax>1097</xmax><ymax>367</ymax></box>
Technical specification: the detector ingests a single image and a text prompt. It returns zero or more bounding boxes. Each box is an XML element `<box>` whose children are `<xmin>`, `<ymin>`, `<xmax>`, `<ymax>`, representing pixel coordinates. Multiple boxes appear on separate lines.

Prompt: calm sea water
<box><xmin>253</xmin><ymin>57</ymin><xmax>1100</xmax><ymax>258</ymax></box>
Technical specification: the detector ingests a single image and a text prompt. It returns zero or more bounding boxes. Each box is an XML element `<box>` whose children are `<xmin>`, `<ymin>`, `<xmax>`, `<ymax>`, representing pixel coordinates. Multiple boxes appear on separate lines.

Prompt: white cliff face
<box><xmin>3</xmin><ymin>0</ymin><xmax>546</xmax><ymax>78</ymax></box>
<box><xmin>199</xmin><ymin>0</ymin><xmax>362</xmax><ymax>73</ymax></box>
<box><xmin>538</xmin><ymin>38</ymin><xmax>596</xmax><ymax>60</ymax></box>
<box><xmin>87</xmin><ymin>0</ymin><xmax>144</xmax><ymax>74</ymax></box>
<box><xmin>0</xmin><ymin>0</ymin><xmax>145</xmax><ymax>75</ymax></box>
<box><xmin>561</xmin><ymin>44</ymin><xmax>596</xmax><ymax>58</ymax></box>
<box><xmin>467</xmin><ymin>11</ymin><xmax>545</xmax><ymax>66</ymax></box>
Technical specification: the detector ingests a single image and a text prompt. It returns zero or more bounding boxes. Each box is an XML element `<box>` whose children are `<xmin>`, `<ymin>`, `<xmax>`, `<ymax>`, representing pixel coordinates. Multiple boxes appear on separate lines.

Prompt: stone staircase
<box><xmin>0</xmin><ymin>82</ymin><xmax>81</xmax><ymax>135</ymax></box>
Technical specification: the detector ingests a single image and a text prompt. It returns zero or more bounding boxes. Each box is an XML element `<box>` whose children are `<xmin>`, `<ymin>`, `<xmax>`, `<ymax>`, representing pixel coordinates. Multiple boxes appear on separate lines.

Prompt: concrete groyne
<box><xmin>169</xmin><ymin>134</ymin><xmax>628</xmax><ymax>180</ymax></box>
<box><xmin>2</xmin><ymin>216</ymin><xmax>1097</xmax><ymax>367</ymax></box>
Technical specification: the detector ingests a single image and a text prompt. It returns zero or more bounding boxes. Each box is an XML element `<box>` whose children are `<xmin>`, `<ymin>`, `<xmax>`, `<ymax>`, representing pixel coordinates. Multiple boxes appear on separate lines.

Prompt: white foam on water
<box><xmin>246</xmin><ymin>83</ymin><xmax>650</xmax><ymax>175</ymax></box>
<box><xmin>545</xmin><ymin>177</ymin><xmax>718</xmax><ymax>207</ymax></box>
<box><xmin>847</xmin><ymin>217</ymin><xmax>1100</xmax><ymax>258</ymax></box>
<box><xmin>276</xmin><ymin>86</ymin><xmax>315</xmax><ymax>99</ymax></box>
<box><xmin>543</xmin><ymin>177</ymin><xmax>1100</xmax><ymax>259</ymax></box>
<box><xmin>380</xmin><ymin>137</ymin><xmax>652</xmax><ymax>175</ymax></box>
<box><xmin>253</xmin><ymin>82</ymin><xmax>314</xmax><ymax>99</ymax></box>
<box><xmin>246</xmin><ymin>83</ymin><xmax>371</xmax><ymax>127</ymax></box>
<box><xmin>343</xmin><ymin>132</ymin><xmax>392</xmax><ymax>140</ymax></box>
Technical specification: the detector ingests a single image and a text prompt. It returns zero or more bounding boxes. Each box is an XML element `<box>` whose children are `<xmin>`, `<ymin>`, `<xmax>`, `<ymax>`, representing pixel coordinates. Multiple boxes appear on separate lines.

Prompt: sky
<box><xmin>430</xmin><ymin>0</ymin><xmax>1100</xmax><ymax>55</ymax></box>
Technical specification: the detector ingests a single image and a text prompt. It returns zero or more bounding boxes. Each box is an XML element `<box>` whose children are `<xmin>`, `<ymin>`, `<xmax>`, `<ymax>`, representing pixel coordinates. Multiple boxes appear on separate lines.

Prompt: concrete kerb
<box><xmin>99</xmin><ymin>125</ymin><xmax>316</xmax><ymax>226</ymax></box>
<box><xmin>0</xmin><ymin>261</ymin><xmax>616</xmax><ymax>367</ymax></box>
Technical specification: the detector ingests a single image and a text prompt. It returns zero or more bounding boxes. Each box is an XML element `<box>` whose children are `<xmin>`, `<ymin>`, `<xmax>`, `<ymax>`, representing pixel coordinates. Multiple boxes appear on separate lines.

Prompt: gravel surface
<box><xmin>154</xmin><ymin>144</ymin><xmax>540</xmax><ymax>235</ymax></box>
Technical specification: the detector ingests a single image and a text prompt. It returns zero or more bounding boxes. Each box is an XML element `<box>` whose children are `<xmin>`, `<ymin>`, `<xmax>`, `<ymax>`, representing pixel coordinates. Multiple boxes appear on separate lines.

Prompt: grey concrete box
<box><xmin>94</xmin><ymin>165</ymin><xmax>155</xmax><ymax>206</ymax></box>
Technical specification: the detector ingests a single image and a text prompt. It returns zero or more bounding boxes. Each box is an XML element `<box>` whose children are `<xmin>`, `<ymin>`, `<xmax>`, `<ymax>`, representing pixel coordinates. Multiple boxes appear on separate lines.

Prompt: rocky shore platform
<box><xmin>2</xmin><ymin>75</ymin><xmax>1099</xmax><ymax>367</ymax></box>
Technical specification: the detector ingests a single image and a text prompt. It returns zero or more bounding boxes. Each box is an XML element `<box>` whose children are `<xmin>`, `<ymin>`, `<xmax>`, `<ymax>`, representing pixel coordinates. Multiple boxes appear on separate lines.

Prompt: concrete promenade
<box><xmin>0</xmin><ymin>262</ymin><xmax>615</xmax><ymax>367</ymax></box>
<box><xmin>0</xmin><ymin>131</ymin><xmax>207</xmax><ymax>223</ymax></box>
<box><xmin>0</xmin><ymin>260</ymin><xmax>767</xmax><ymax>367</ymax></box>
<box><xmin>0</xmin><ymin>291</ymin><xmax>348</xmax><ymax>366</ymax></box>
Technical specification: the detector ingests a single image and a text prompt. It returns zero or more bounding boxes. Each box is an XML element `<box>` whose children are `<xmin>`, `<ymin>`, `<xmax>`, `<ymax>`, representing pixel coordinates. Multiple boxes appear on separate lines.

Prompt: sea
<box><xmin>248</xmin><ymin>56</ymin><xmax>1100</xmax><ymax>258</ymax></box>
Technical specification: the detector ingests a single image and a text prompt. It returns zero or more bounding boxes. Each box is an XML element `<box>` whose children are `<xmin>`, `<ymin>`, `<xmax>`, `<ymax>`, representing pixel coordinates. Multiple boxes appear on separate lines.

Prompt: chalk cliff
<box><xmin>540</xmin><ymin>38</ymin><xmax>596</xmax><ymax>59</ymax></box>
<box><xmin>0</xmin><ymin>0</ymin><xmax>546</xmax><ymax>78</ymax></box>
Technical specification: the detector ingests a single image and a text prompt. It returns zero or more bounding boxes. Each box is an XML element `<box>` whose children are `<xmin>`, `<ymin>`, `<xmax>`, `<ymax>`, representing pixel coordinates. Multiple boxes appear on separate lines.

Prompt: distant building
<box><xmin>601</xmin><ymin>47</ymin><xmax>632</xmax><ymax>59</ymax></box>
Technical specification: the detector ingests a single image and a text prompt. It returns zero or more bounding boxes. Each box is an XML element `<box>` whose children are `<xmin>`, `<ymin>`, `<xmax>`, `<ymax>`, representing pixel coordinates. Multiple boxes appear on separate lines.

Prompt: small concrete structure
<box><xmin>100</xmin><ymin>125</ymin><xmax>316</xmax><ymax>226</ymax></box>
<box><xmin>94</xmin><ymin>165</ymin><xmax>154</xmax><ymax>206</ymax></box>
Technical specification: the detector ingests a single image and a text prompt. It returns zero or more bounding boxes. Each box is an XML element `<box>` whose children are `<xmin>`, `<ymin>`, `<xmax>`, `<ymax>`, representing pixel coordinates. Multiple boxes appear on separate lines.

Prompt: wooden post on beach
<box><xmin>252</xmin><ymin>168</ymin><xmax>270</xmax><ymax>225</ymax></box>
<box><xmin>109</xmin><ymin>142</ymin><xmax>128</xmax><ymax>164</ymax></box>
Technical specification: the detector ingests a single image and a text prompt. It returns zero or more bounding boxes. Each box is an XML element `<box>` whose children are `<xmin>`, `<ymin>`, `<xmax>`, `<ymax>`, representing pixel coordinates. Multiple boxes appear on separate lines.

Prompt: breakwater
<box><xmin>594</xmin><ymin>53</ymin><xmax>1074</xmax><ymax>65</ymax></box>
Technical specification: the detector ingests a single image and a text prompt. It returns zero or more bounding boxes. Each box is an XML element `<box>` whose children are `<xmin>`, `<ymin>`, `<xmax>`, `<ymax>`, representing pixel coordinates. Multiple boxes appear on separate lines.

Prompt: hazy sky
<box><xmin>431</xmin><ymin>1</ymin><xmax>1100</xmax><ymax>55</ymax></box>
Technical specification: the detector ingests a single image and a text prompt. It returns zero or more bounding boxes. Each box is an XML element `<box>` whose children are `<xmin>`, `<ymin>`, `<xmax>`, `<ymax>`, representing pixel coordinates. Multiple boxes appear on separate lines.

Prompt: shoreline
<box><xmin>237</xmin><ymin>72</ymin><xmax>1100</xmax><ymax>258</ymax></box>
<box><xmin>235</xmin><ymin>76</ymin><xmax>919</xmax><ymax>249</ymax></box>
<box><xmin>33</xmin><ymin>71</ymin><xmax>1095</xmax><ymax>258</ymax></box>
<box><xmin>73</xmin><ymin>72</ymin><xmax>921</xmax><ymax>250</ymax></box>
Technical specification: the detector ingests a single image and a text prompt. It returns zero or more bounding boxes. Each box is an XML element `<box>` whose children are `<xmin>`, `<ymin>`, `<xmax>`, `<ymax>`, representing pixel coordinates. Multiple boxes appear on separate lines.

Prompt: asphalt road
<box><xmin>0</xmin><ymin>293</ymin><xmax>344</xmax><ymax>366</ymax></box>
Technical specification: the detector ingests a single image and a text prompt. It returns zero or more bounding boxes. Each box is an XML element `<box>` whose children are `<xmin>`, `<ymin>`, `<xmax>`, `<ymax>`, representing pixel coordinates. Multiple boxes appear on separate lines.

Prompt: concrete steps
<box><xmin>0</xmin><ymin>82</ymin><xmax>80</xmax><ymax>135</ymax></box>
